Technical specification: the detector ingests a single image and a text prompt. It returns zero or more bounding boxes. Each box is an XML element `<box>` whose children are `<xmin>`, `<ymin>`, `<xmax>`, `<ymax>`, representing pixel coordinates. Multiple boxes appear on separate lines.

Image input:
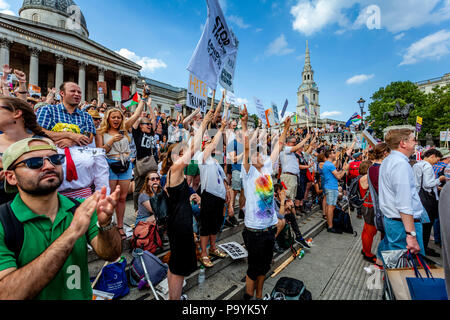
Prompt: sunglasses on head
<box><xmin>10</xmin><ymin>154</ymin><xmax>66</xmax><ymax>170</ymax></box>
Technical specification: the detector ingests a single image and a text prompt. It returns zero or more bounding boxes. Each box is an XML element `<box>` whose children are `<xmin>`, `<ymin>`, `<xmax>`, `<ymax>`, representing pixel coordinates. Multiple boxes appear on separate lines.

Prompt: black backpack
<box><xmin>269</xmin><ymin>277</ymin><xmax>312</xmax><ymax>300</ymax></box>
<box><xmin>348</xmin><ymin>176</ymin><xmax>369</xmax><ymax>209</ymax></box>
<box><xmin>0</xmin><ymin>198</ymin><xmax>81</xmax><ymax>259</ymax></box>
<box><xmin>333</xmin><ymin>206</ymin><xmax>354</xmax><ymax>235</ymax></box>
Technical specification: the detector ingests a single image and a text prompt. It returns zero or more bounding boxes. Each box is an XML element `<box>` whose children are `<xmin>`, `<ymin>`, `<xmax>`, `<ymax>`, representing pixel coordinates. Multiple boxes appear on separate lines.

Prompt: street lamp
<box><xmin>357</xmin><ymin>97</ymin><xmax>366</xmax><ymax>130</ymax></box>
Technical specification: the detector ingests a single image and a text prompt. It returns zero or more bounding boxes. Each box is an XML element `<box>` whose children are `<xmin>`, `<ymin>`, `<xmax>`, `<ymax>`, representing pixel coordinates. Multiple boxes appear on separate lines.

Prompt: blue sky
<box><xmin>2</xmin><ymin>0</ymin><xmax>450</xmax><ymax>122</ymax></box>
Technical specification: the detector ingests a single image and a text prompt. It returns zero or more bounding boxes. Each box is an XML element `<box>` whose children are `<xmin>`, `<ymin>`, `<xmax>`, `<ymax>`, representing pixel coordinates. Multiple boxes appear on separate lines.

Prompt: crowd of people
<box><xmin>0</xmin><ymin>63</ymin><xmax>449</xmax><ymax>300</ymax></box>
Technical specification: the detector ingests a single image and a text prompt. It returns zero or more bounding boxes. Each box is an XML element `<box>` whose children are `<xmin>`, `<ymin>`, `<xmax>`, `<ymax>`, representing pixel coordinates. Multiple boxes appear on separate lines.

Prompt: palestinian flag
<box><xmin>345</xmin><ymin>112</ymin><xmax>363</xmax><ymax>127</ymax></box>
<box><xmin>122</xmin><ymin>92</ymin><xmax>140</xmax><ymax>110</ymax></box>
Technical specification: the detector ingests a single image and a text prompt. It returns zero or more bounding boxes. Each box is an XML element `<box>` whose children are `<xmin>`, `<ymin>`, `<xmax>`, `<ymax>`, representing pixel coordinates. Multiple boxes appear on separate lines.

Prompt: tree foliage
<box><xmin>368</xmin><ymin>81</ymin><xmax>450</xmax><ymax>139</ymax></box>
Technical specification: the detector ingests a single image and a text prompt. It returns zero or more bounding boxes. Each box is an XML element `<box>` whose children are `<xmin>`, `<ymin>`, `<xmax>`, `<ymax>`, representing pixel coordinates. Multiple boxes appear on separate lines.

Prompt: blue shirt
<box><xmin>323</xmin><ymin>161</ymin><xmax>338</xmax><ymax>190</ymax></box>
<box><xmin>227</xmin><ymin>139</ymin><xmax>244</xmax><ymax>172</ymax></box>
<box><xmin>36</xmin><ymin>104</ymin><xmax>96</xmax><ymax>135</ymax></box>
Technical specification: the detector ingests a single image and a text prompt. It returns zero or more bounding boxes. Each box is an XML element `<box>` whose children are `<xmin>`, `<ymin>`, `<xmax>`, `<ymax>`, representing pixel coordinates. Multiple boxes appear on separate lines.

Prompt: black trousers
<box><xmin>285</xmin><ymin>212</ymin><xmax>302</xmax><ymax>238</ymax></box>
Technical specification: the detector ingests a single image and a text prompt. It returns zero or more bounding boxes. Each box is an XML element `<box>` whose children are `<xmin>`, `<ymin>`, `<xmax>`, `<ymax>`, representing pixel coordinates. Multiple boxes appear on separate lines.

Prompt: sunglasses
<box><xmin>149</xmin><ymin>177</ymin><xmax>160</xmax><ymax>182</ymax></box>
<box><xmin>11</xmin><ymin>154</ymin><xmax>66</xmax><ymax>170</ymax></box>
<box><xmin>141</xmin><ymin>123</ymin><xmax>151</xmax><ymax>126</ymax></box>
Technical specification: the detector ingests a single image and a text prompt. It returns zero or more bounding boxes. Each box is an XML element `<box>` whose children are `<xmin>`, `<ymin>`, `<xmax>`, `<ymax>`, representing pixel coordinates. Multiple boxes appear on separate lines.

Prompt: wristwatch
<box><xmin>406</xmin><ymin>231</ymin><xmax>417</xmax><ymax>237</ymax></box>
<box><xmin>96</xmin><ymin>221</ymin><xmax>116</xmax><ymax>232</ymax></box>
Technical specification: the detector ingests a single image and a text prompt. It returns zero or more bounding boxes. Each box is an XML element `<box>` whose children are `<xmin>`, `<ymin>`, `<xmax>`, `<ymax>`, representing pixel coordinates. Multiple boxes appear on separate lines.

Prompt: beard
<box><xmin>16</xmin><ymin>170</ymin><xmax>64</xmax><ymax>196</ymax></box>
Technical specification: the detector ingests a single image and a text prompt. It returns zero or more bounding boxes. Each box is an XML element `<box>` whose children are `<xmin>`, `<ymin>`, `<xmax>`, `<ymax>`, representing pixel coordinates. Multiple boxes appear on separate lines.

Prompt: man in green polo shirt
<box><xmin>0</xmin><ymin>138</ymin><xmax>122</xmax><ymax>300</ymax></box>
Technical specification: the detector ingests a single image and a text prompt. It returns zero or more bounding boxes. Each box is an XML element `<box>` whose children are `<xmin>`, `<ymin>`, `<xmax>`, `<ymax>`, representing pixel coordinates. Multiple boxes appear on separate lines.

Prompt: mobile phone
<box><xmin>119</xmin><ymin>130</ymin><xmax>125</xmax><ymax>135</ymax></box>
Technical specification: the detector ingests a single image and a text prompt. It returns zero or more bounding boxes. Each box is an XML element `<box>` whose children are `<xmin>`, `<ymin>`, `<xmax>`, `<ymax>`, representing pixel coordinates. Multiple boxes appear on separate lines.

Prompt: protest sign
<box><xmin>97</xmin><ymin>81</ymin><xmax>107</xmax><ymax>94</ymax></box>
<box><xmin>226</xmin><ymin>90</ymin><xmax>236</xmax><ymax>106</ymax></box>
<box><xmin>111</xmin><ymin>90</ymin><xmax>122</xmax><ymax>102</ymax></box>
<box><xmin>218</xmin><ymin>242</ymin><xmax>248</xmax><ymax>260</ymax></box>
<box><xmin>361</xmin><ymin>129</ymin><xmax>378</xmax><ymax>148</ymax></box>
<box><xmin>187</xmin><ymin>0</ymin><xmax>238</xmax><ymax>90</ymax></box>
<box><xmin>219</xmin><ymin>30</ymin><xmax>239</xmax><ymax>92</ymax></box>
<box><xmin>440</xmin><ymin>130</ymin><xmax>450</xmax><ymax>142</ymax></box>
<box><xmin>174</xmin><ymin>104</ymin><xmax>182</xmax><ymax>112</ymax></box>
<box><xmin>122</xmin><ymin>86</ymin><xmax>130</xmax><ymax>101</ymax></box>
<box><xmin>265</xmin><ymin>108</ymin><xmax>276</xmax><ymax>127</ymax></box>
<box><xmin>28</xmin><ymin>84</ymin><xmax>41</xmax><ymax>97</ymax></box>
<box><xmin>280</xmin><ymin>99</ymin><xmax>288</xmax><ymax>118</ymax></box>
<box><xmin>271</xmin><ymin>102</ymin><xmax>280</xmax><ymax>125</ymax></box>
<box><xmin>416</xmin><ymin>116</ymin><xmax>423</xmax><ymax>125</ymax></box>
<box><xmin>254</xmin><ymin>97</ymin><xmax>266</xmax><ymax>121</ymax></box>
<box><xmin>187</xmin><ymin>73</ymin><xmax>208</xmax><ymax>113</ymax></box>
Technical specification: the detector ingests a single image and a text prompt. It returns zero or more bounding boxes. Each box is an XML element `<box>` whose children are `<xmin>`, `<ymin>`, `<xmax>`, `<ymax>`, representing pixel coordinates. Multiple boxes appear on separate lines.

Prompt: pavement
<box><xmin>87</xmin><ymin>197</ymin><xmax>445</xmax><ymax>301</ymax></box>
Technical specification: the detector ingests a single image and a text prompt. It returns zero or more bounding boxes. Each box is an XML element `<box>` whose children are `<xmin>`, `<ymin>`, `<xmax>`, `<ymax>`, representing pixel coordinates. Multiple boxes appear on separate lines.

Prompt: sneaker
<box><xmin>273</xmin><ymin>241</ymin><xmax>284</xmax><ymax>253</ymax></box>
<box><xmin>295</xmin><ymin>236</ymin><xmax>311</xmax><ymax>248</ymax></box>
<box><xmin>327</xmin><ymin>227</ymin><xmax>343</xmax><ymax>234</ymax></box>
<box><xmin>180</xmin><ymin>294</ymin><xmax>188</xmax><ymax>300</ymax></box>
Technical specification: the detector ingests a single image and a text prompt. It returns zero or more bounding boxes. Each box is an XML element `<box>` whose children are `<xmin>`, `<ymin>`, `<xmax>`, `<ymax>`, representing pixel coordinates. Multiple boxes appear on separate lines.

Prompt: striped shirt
<box><xmin>36</xmin><ymin>104</ymin><xmax>96</xmax><ymax>135</ymax></box>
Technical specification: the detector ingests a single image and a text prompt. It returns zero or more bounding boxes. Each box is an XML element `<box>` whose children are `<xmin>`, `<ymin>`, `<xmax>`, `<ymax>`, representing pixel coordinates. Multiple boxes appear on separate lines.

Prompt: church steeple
<box><xmin>304</xmin><ymin>40</ymin><xmax>311</xmax><ymax>72</ymax></box>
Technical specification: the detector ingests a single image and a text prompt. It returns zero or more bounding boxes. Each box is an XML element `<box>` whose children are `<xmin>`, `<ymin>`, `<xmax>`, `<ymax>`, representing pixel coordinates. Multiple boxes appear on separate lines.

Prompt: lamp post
<box><xmin>357</xmin><ymin>97</ymin><xmax>366</xmax><ymax>130</ymax></box>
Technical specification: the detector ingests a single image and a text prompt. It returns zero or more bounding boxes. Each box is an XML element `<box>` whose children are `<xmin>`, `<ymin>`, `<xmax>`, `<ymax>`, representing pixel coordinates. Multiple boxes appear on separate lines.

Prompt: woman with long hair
<box><xmin>0</xmin><ymin>96</ymin><xmax>48</xmax><ymax>204</ymax></box>
<box><xmin>95</xmin><ymin>100</ymin><xmax>145</xmax><ymax>239</ymax></box>
<box><xmin>160</xmin><ymin>109</ymin><xmax>213</xmax><ymax>300</ymax></box>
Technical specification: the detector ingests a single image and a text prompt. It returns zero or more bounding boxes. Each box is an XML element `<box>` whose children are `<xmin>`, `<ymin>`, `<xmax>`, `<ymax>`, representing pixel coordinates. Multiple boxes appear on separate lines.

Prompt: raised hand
<box><xmin>97</xmin><ymin>186</ymin><xmax>120</xmax><ymax>226</ymax></box>
<box><xmin>69</xmin><ymin>192</ymin><xmax>100</xmax><ymax>238</ymax></box>
<box><xmin>13</xmin><ymin>69</ymin><xmax>26</xmax><ymax>82</ymax></box>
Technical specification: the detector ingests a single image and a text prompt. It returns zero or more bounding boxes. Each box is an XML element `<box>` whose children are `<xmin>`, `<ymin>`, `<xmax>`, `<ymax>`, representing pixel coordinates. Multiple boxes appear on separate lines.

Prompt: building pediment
<box><xmin>0</xmin><ymin>13</ymin><xmax>141</xmax><ymax>77</ymax></box>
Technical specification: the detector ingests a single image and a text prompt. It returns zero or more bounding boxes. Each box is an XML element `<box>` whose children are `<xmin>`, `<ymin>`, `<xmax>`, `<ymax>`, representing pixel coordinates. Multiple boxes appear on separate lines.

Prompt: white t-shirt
<box><xmin>280</xmin><ymin>146</ymin><xmax>300</xmax><ymax>175</ymax></box>
<box><xmin>241</xmin><ymin>158</ymin><xmax>278</xmax><ymax>230</ymax></box>
<box><xmin>195</xmin><ymin>151</ymin><xmax>227</xmax><ymax>200</ymax></box>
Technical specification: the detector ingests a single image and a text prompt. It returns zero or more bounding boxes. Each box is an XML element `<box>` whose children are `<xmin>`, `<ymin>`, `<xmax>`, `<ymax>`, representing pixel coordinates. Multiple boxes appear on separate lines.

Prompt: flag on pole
<box><xmin>122</xmin><ymin>92</ymin><xmax>140</xmax><ymax>110</ymax></box>
<box><xmin>345</xmin><ymin>112</ymin><xmax>362</xmax><ymax>127</ymax></box>
<box><xmin>305</xmin><ymin>96</ymin><xmax>310</xmax><ymax>116</ymax></box>
<box><xmin>281</xmin><ymin>99</ymin><xmax>288</xmax><ymax>118</ymax></box>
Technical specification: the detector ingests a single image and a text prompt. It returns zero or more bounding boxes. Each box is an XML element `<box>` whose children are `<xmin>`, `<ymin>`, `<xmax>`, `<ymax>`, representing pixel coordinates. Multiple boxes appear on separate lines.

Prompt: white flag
<box><xmin>187</xmin><ymin>0</ymin><xmax>238</xmax><ymax>90</ymax></box>
<box><xmin>254</xmin><ymin>97</ymin><xmax>266</xmax><ymax>121</ymax></box>
<box><xmin>219</xmin><ymin>30</ymin><xmax>239</xmax><ymax>92</ymax></box>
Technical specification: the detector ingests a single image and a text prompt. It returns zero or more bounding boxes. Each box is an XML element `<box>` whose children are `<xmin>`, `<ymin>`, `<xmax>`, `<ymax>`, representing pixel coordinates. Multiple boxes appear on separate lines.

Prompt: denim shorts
<box><xmin>325</xmin><ymin>189</ymin><xmax>339</xmax><ymax>206</ymax></box>
<box><xmin>107</xmin><ymin>158</ymin><xmax>133</xmax><ymax>181</ymax></box>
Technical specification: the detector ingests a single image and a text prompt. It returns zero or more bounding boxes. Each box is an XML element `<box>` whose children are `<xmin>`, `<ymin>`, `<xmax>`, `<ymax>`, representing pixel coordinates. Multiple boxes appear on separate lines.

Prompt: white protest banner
<box><xmin>265</xmin><ymin>108</ymin><xmax>276</xmax><ymax>128</ymax></box>
<box><xmin>174</xmin><ymin>104</ymin><xmax>182</xmax><ymax>112</ymax></box>
<box><xmin>440</xmin><ymin>130</ymin><xmax>450</xmax><ymax>142</ymax></box>
<box><xmin>218</xmin><ymin>242</ymin><xmax>248</xmax><ymax>260</ymax></box>
<box><xmin>219</xmin><ymin>30</ymin><xmax>239</xmax><ymax>93</ymax></box>
<box><xmin>111</xmin><ymin>90</ymin><xmax>122</xmax><ymax>102</ymax></box>
<box><xmin>187</xmin><ymin>0</ymin><xmax>238</xmax><ymax>90</ymax></box>
<box><xmin>280</xmin><ymin>99</ymin><xmax>288</xmax><ymax>118</ymax></box>
<box><xmin>226</xmin><ymin>91</ymin><xmax>236</xmax><ymax>106</ymax></box>
<box><xmin>271</xmin><ymin>102</ymin><xmax>280</xmax><ymax>125</ymax></box>
<box><xmin>187</xmin><ymin>73</ymin><xmax>209</xmax><ymax>113</ymax></box>
<box><xmin>362</xmin><ymin>129</ymin><xmax>378</xmax><ymax>148</ymax></box>
<box><xmin>254</xmin><ymin>97</ymin><xmax>266</xmax><ymax>121</ymax></box>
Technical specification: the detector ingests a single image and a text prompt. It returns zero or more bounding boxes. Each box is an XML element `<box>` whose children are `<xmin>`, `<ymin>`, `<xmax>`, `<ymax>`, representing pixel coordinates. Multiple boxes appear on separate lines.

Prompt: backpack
<box><xmin>131</xmin><ymin>221</ymin><xmax>163</xmax><ymax>254</ymax></box>
<box><xmin>129</xmin><ymin>250</ymin><xmax>168</xmax><ymax>288</ymax></box>
<box><xmin>348</xmin><ymin>176</ymin><xmax>369</xmax><ymax>209</ymax></box>
<box><xmin>333</xmin><ymin>206</ymin><xmax>354</xmax><ymax>234</ymax></box>
<box><xmin>367</xmin><ymin>166</ymin><xmax>384</xmax><ymax>233</ymax></box>
<box><xmin>276</xmin><ymin>223</ymin><xmax>294</xmax><ymax>250</ymax></box>
<box><xmin>269</xmin><ymin>277</ymin><xmax>312</xmax><ymax>300</ymax></box>
<box><xmin>0</xmin><ymin>198</ymin><xmax>81</xmax><ymax>259</ymax></box>
<box><xmin>94</xmin><ymin>257</ymin><xmax>130</xmax><ymax>299</ymax></box>
<box><xmin>347</xmin><ymin>161</ymin><xmax>361</xmax><ymax>180</ymax></box>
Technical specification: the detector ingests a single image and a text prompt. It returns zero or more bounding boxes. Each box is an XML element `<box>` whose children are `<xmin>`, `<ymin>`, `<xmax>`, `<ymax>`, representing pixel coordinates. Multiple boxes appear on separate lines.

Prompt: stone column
<box><xmin>55</xmin><ymin>54</ymin><xmax>66</xmax><ymax>90</ymax></box>
<box><xmin>97</xmin><ymin>67</ymin><xmax>106</xmax><ymax>104</ymax></box>
<box><xmin>131</xmin><ymin>77</ymin><xmax>138</xmax><ymax>95</ymax></box>
<box><xmin>115</xmin><ymin>72</ymin><xmax>122</xmax><ymax>91</ymax></box>
<box><xmin>78</xmin><ymin>61</ymin><xmax>87</xmax><ymax>102</ymax></box>
<box><xmin>28</xmin><ymin>47</ymin><xmax>41</xmax><ymax>86</ymax></box>
<box><xmin>0</xmin><ymin>38</ymin><xmax>12</xmax><ymax>67</ymax></box>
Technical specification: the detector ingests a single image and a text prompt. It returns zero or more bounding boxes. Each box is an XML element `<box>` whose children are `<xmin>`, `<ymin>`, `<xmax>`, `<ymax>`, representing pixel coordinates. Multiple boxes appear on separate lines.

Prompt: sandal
<box><xmin>209</xmin><ymin>248</ymin><xmax>227</xmax><ymax>258</ymax></box>
<box><xmin>200</xmin><ymin>256</ymin><xmax>213</xmax><ymax>268</ymax></box>
<box><xmin>117</xmin><ymin>227</ymin><xmax>127</xmax><ymax>240</ymax></box>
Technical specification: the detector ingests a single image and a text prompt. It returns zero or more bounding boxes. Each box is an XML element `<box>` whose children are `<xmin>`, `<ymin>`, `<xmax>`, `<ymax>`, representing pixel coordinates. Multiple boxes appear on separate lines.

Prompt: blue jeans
<box><xmin>383</xmin><ymin>217</ymin><xmax>425</xmax><ymax>257</ymax></box>
<box><xmin>434</xmin><ymin>218</ymin><xmax>441</xmax><ymax>245</ymax></box>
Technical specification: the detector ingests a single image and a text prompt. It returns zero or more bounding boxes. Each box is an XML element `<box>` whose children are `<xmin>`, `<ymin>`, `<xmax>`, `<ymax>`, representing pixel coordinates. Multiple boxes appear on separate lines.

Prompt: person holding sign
<box><xmin>241</xmin><ymin>105</ymin><xmax>290</xmax><ymax>300</ymax></box>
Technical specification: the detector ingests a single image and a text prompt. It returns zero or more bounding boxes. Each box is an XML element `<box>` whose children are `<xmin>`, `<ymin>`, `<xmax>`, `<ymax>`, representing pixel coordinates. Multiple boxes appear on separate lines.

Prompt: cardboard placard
<box><xmin>28</xmin><ymin>84</ymin><xmax>41</xmax><ymax>97</ymax></box>
<box><xmin>218</xmin><ymin>242</ymin><xmax>248</xmax><ymax>260</ymax></box>
<box><xmin>111</xmin><ymin>90</ymin><xmax>122</xmax><ymax>102</ymax></box>
<box><xmin>187</xmin><ymin>73</ymin><xmax>209</xmax><ymax>113</ymax></box>
<box><xmin>97</xmin><ymin>81</ymin><xmax>107</xmax><ymax>94</ymax></box>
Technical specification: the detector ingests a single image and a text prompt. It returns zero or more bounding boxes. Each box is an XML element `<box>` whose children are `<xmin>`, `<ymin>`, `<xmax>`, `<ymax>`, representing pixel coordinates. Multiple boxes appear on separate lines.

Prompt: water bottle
<box><xmin>198</xmin><ymin>266</ymin><xmax>205</xmax><ymax>290</ymax></box>
<box><xmin>298</xmin><ymin>249</ymin><xmax>305</xmax><ymax>260</ymax></box>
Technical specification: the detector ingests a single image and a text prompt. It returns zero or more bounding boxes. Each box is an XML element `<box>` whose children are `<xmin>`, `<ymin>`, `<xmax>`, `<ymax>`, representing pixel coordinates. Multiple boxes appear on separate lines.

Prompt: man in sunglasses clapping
<box><xmin>0</xmin><ymin>138</ymin><xmax>122</xmax><ymax>300</ymax></box>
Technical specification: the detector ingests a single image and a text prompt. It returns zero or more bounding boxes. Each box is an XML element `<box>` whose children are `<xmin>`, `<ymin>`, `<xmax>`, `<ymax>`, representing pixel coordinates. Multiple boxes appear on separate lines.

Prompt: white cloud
<box><xmin>236</xmin><ymin>97</ymin><xmax>249</xmax><ymax>105</ymax></box>
<box><xmin>399</xmin><ymin>29</ymin><xmax>450</xmax><ymax>65</ymax></box>
<box><xmin>0</xmin><ymin>0</ymin><xmax>15</xmax><ymax>15</ymax></box>
<box><xmin>115</xmin><ymin>48</ymin><xmax>167</xmax><ymax>73</ymax></box>
<box><xmin>346</xmin><ymin>74</ymin><xmax>374</xmax><ymax>84</ymax></box>
<box><xmin>394</xmin><ymin>33</ymin><xmax>406</xmax><ymax>41</ymax></box>
<box><xmin>266</xmin><ymin>34</ymin><xmax>294</xmax><ymax>56</ymax></box>
<box><xmin>290</xmin><ymin>0</ymin><xmax>450</xmax><ymax>35</ymax></box>
<box><xmin>321</xmin><ymin>111</ymin><xmax>342</xmax><ymax>118</ymax></box>
<box><xmin>255</xmin><ymin>28</ymin><xmax>263</xmax><ymax>33</ymax></box>
<box><xmin>228</xmin><ymin>15</ymin><xmax>250</xmax><ymax>29</ymax></box>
